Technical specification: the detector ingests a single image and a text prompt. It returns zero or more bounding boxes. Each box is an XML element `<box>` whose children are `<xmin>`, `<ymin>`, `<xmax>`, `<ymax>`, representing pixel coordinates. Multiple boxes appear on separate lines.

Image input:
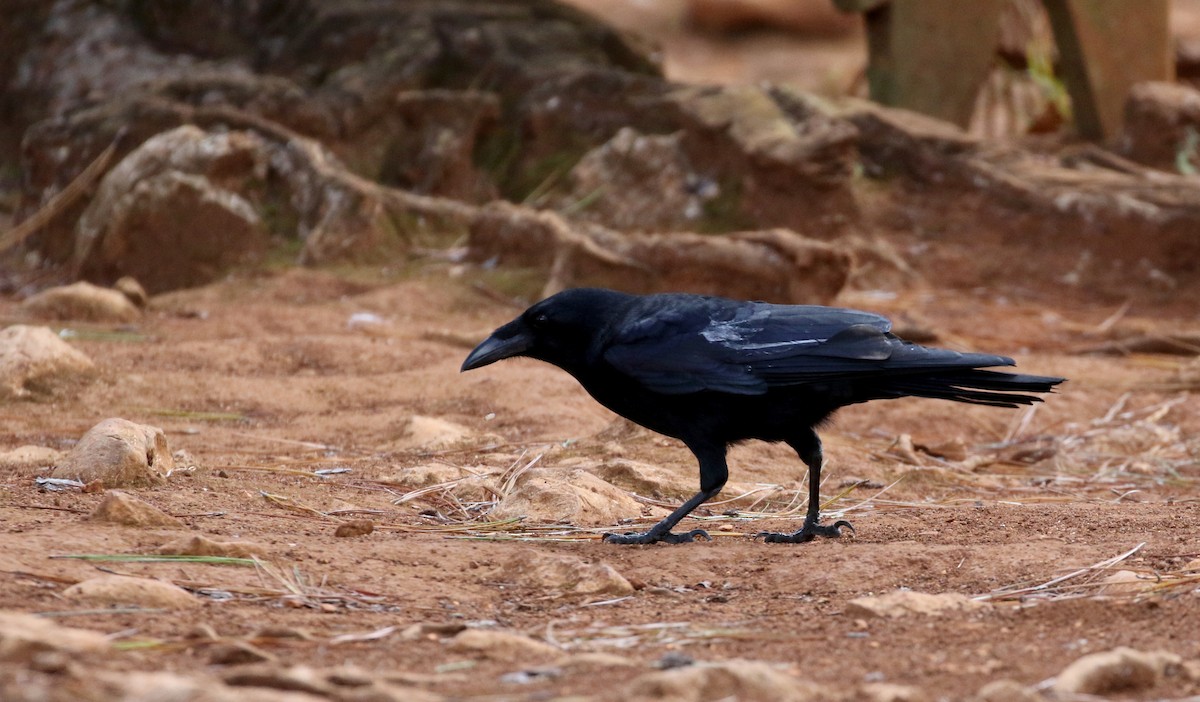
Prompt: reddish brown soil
<box><xmin>2</xmin><ymin>263</ymin><xmax>1199</xmax><ymax>700</ymax></box>
<box><xmin>4</xmin><ymin>4</ymin><xmax>1200</xmax><ymax>699</ymax></box>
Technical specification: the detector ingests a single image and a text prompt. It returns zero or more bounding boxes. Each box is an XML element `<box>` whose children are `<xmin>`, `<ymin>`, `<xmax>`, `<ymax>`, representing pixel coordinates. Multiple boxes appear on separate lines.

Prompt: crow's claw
<box><xmin>757</xmin><ymin>519</ymin><xmax>853</xmax><ymax>543</ymax></box>
<box><xmin>603</xmin><ymin>528</ymin><xmax>711</xmax><ymax>545</ymax></box>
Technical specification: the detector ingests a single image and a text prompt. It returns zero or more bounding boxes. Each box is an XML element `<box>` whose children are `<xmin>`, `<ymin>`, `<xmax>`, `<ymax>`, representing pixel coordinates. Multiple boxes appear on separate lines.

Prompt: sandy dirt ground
<box><xmin>2</xmin><ymin>263</ymin><xmax>1199</xmax><ymax>700</ymax></box>
<box><xmin>3</xmin><ymin>2</ymin><xmax>1200</xmax><ymax>700</ymax></box>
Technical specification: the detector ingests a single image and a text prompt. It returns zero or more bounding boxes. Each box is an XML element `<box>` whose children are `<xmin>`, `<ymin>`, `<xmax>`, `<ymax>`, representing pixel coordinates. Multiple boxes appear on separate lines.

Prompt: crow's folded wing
<box><xmin>602</xmin><ymin>300</ymin><xmax>1013</xmax><ymax>395</ymax></box>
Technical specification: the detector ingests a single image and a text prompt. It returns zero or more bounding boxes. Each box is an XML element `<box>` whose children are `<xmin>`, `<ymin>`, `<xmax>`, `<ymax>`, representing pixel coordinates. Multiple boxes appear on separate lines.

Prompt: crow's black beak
<box><xmin>461</xmin><ymin>328</ymin><xmax>533</xmax><ymax>371</ymax></box>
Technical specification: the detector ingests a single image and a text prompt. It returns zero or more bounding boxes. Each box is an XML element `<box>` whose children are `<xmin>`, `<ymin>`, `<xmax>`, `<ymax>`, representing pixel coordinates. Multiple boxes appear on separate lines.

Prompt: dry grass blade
<box><xmin>977</xmin><ymin>542</ymin><xmax>1146</xmax><ymax>602</ymax></box>
<box><xmin>382</xmin><ymin>517</ymin><xmax>525</xmax><ymax>533</ymax></box>
<box><xmin>0</xmin><ymin>135</ymin><xmax>118</xmax><ymax>254</ymax></box>
<box><xmin>260</xmin><ymin>491</ymin><xmax>330</xmax><ymax>518</ymax></box>
<box><xmin>248</xmin><ymin>556</ymin><xmax>391</xmax><ymax>610</ymax></box>
<box><xmin>223</xmin><ymin>465</ymin><xmax>334</xmax><ymax>478</ymax></box>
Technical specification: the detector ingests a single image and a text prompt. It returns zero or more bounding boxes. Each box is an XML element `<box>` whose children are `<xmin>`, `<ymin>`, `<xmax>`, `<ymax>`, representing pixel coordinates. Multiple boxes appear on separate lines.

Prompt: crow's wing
<box><xmin>603</xmin><ymin>298</ymin><xmax>1012</xmax><ymax>395</ymax></box>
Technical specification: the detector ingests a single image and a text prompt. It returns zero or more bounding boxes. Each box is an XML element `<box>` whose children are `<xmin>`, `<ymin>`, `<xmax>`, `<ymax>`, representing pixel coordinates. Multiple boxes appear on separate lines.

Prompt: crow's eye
<box><xmin>531</xmin><ymin>313</ymin><xmax>550</xmax><ymax>329</ymax></box>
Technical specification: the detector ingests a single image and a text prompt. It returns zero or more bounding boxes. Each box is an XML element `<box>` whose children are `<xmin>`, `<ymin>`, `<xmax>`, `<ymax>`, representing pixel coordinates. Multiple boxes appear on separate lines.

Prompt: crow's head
<box><xmin>461</xmin><ymin>288</ymin><xmax>631</xmax><ymax>373</ymax></box>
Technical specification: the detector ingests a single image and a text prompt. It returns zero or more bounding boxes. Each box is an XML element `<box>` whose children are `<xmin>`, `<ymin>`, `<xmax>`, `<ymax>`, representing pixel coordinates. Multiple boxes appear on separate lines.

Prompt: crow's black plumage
<box><xmin>461</xmin><ymin>288</ymin><xmax>1064</xmax><ymax>545</ymax></box>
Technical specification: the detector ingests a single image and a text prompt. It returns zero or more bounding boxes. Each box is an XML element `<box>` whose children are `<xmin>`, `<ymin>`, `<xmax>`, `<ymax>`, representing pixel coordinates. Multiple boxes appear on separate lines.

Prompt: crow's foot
<box><xmin>757</xmin><ymin>519</ymin><xmax>853</xmax><ymax>543</ymax></box>
<box><xmin>603</xmin><ymin>528</ymin><xmax>711</xmax><ymax>545</ymax></box>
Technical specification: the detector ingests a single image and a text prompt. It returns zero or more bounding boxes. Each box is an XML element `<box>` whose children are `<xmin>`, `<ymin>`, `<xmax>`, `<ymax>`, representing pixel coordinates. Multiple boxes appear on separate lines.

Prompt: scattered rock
<box><xmin>861</xmin><ymin>682</ymin><xmax>929</xmax><ymax>702</ymax></box>
<box><xmin>51</xmin><ymin>417</ymin><xmax>173</xmax><ymax>487</ymax></box>
<box><xmin>0</xmin><ymin>445</ymin><xmax>64</xmax><ymax>471</ymax></box>
<box><xmin>87</xmin><ymin>491</ymin><xmax>184</xmax><ymax>528</ymax></box>
<box><xmin>973</xmin><ymin>679</ymin><xmax>1040</xmax><ymax>702</ymax></box>
<box><xmin>390</xmin><ymin>416</ymin><xmax>478</xmax><ymax>450</ymax></box>
<box><xmin>155</xmin><ymin>534</ymin><xmax>263</xmax><ymax>558</ymax></box>
<box><xmin>20</xmin><ymin>282</ymin><xmax>140</xmax><ymax>323</ymax></box>
<box><xmin>384</xmin><ymin>462</ymin><xmax>500</xmax><ymax>503</ymax></box>
<box><xmin>496</xmin><ymin>551</ymin><xmax>633</xmax><ymax>596</ymax></box>
<box><xmin>63</xmin><ymin>574</ymin><xmax>200</xmax><ymax>609</ymax></box>
<box><xmin>489</xmin><ymin>467</ymin><xmax>643</xmax><ymax>526</ymax></box>
<box><xmin>0</xmin><ymin>611</ymin><xmax>109</xmax><ymax>662</ymax></box>
<box><xmin>625</xmin><ymin>659</ymin><xmax>830</xmax><ymax>701</ymax></box>
<box><xmin>667</xmin><ymin>83</ymin><xmax>859</xmax><ymax>230</ymax></box>
<box><xmin>845</xmin><ymin>591</ymin><xmax>986</xmax><ymax>619</ymax></box>
<box><xmin>0</xmin><ymin>325</ymin><xmax>97</xmax><ymax>401</ymax></box>
<box><xmin>448</xmin><ymin>629</ymin><xmax>563</xmax><ymax>662</ymax></box>
<box><xmin>98</xmin><ymin>670</ymin><xmax>327</xmax><ymax>702</ymax></box>
<box><xmin>1099</xmin><ymin>569</ymin><xmax>1155</xmax><ymax>596</ymax></box>
<box><xmin>1053</xmin><ymin>646</ymin><xmax>1181</xmax><ymax>695</ymax></box>
<box><xmin>113</xmin><ymin>276</ymin><xmax>149</xmax><ymax>308</ymax></box>
<box><xmin>334</xmin><ymin>520</ymin><xmax>374</xmax><ymax>538</ymax></box>
<box><xmin>172</xmin><ymin>449</ymin><xmax>201</xmax><ymax>472</ymax></box>
<box><xmin>209</xmin><ymin>641</ymin><xmax>277</xmax><ymax>666</ymax></box>
<box><xmin>223</xmin><ymin>664</ymin><xmax>443</xmax><ymax>702</ymax></box>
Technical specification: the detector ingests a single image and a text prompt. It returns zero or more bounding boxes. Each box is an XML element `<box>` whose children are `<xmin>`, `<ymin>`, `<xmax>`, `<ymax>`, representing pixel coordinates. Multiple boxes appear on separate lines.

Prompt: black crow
<box><xmin>461</xmin><ymin>288</ymin><xmax>1064</xmax><ymax>545</ymax></box>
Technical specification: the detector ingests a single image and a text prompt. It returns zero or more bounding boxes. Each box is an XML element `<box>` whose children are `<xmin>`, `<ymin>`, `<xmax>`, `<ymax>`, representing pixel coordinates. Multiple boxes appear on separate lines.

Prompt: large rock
<box><xmin>385</xmin><ymin>90</ymin><xmax>500</xmax><ymax>202</ymax></box>
<box><xmin>666</xmin><ymin>84</ymin><xmax>860</xmax><ymax>232</ymax></box>
<box><xmin>0</xmin><ymin>325</ymin><xmax>96</xmax><ymax>401</ymax></box>
<box><xmin>14</xmin><ymin>0</ymin><xmax>657</xmax><ymax>265</ymax></box>
<box><xmin>548</xmin><ymin>128</ymin><xmax>708</xmax><ymax>232</ymax></box>
<box><xmin>469</xmin><ymin>202</ymin><xmax>851</xmax><ymax>304</ymax></box>
<box><xmin>836</xmin><ymin>95</ymin><xmax>1200</xmax><ymax>294</ymax></box>
<box><xmin>74</xmin><ymin>126</ymin><xmax>270</xmax><ymax>293</ymax></box>
<box><xmin>20</xmin><ymin>281</ymin><xmax>140</xmax><ymax>322</ymax></box>
<box><xmin>52</xmin><ymin>418</ymin><xmax>173</xmax><ymax>487</ymax></box>
<box><xmin>1119</xmin><ymin>81</ymin><xmax>1200</xmax><ymax>172</ymax></box>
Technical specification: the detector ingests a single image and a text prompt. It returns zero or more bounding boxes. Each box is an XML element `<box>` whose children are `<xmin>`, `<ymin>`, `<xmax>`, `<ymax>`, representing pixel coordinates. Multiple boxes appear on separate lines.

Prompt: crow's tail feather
<box><xmin>880</xmin><ymin>369</ymin><xmax>1065</xmax><ymax>408</ymax></box>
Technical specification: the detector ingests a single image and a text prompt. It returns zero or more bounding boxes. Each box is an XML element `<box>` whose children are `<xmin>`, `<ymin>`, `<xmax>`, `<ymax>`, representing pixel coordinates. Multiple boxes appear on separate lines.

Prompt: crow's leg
<box><xmin>758</xmin><ymin>429</ymin><xmax>853</xmax><ymax>543</ymax></box>
<box><xmin>604</xmin><ymin>443</ymin><xmax>726</xmax><ymax>545</ymax></box>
